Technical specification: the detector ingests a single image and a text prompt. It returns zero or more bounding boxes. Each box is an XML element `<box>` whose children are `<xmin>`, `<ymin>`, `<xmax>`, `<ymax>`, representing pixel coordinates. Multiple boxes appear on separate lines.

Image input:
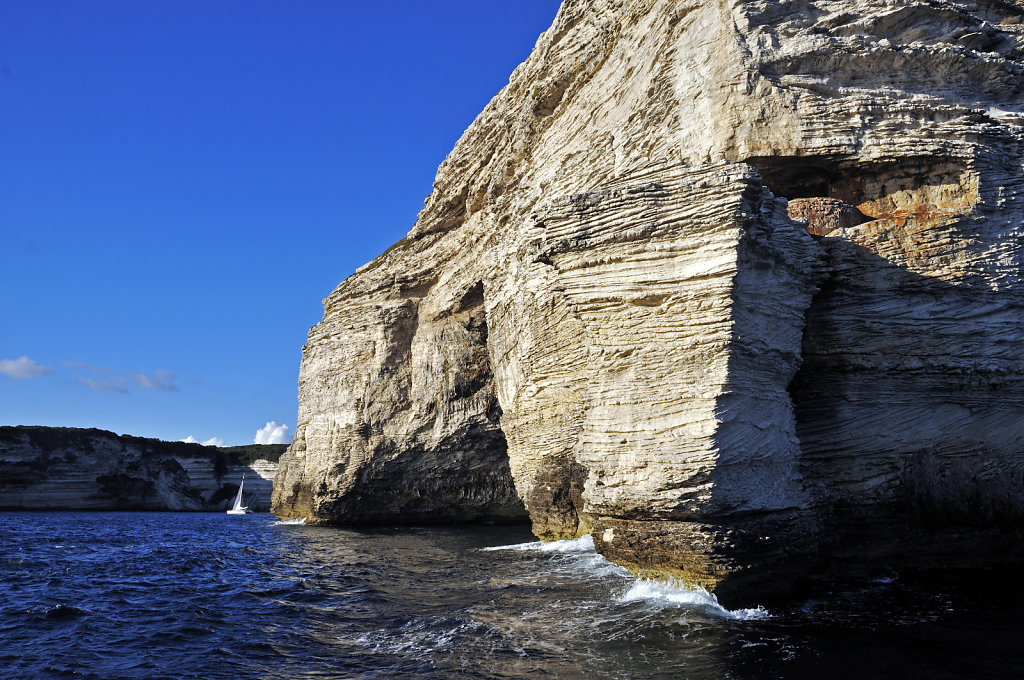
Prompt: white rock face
<box><xmin>175</xmin><ymin>458</ymin><xmax>276</xmax><ymax>511</ymax></box>
<box><xmin>274</xmin><ymin>0</ymin><xmax>1024</xmax><ymax>602</ymax></box>
<box><xmin>489</xmin><ymin>162</ymin><xmax>824</xmax><ymax>539</ymax></box>
<box><xmin>0</xmin><ymin>428</ymin><xmax>277</xmax><ymax>512</ymax></box>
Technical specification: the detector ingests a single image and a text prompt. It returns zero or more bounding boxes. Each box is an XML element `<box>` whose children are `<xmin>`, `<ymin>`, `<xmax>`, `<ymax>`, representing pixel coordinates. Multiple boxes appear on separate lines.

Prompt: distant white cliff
<box><xmin>0</xmin><ymin>426</ymin><xmax>281</xmax><ymax>512</ymax></box>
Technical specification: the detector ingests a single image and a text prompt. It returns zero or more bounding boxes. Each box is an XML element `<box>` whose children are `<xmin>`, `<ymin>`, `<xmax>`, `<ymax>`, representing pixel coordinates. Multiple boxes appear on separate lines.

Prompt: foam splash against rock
<box><xmin>483</xmin><ymin>533</ymin><xmax>767</xmax><ymax>618</ymax></box>
<box><xmin>619</xmin><ymin>580</ymin><xmax>769</xmax><ymax>621</ymax></box>
<box><xmin>480</xmin><ymin>535</ymin><xmax>596</xmax><ymax>553</ymax></box>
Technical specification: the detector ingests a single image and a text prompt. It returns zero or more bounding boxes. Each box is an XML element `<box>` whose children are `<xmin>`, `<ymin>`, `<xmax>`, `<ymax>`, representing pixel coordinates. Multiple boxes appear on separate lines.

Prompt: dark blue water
<box><xmin>1</xmin><ymin>512</ymin><xmax>1021</xmax><ymax>679</ymax></box>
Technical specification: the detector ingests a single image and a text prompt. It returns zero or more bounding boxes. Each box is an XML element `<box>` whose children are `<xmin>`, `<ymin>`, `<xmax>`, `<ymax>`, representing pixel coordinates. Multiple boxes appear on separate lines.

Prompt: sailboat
<box><xmin>226</xmin><ymin>474</ymin><xmax>252</xmax><ymax>515</ymax></box>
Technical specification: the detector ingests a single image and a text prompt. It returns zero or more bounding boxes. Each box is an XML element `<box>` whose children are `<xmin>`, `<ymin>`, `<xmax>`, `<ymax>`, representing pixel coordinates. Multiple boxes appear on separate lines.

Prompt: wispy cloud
<box><xmin>0</xmin><ymin>356</ymin><xmax>53</xmax><ymax>379</ymax></box>
<box><xmin>134</xmin><ymin>369</ymin><xmax>178</xmax><ymax>392</ymax></box>
<box><xmin>65</xmin><ymin>362</ymin><xmax>179</xmax><ymax>393</ymax></box>
<box><xmin>254</xmin><ymin>421</ymin><xmax>291</xmax><ymax>445</ymax></box>
<box><xmin>78</xmin><ymin>376</ymin><xmax>129</xmax><ymax>393</ymax></box>
<box><xmin>181</xmin><ymin>435</ymin><xmax>225</xmax><ymax>447</ymax></box>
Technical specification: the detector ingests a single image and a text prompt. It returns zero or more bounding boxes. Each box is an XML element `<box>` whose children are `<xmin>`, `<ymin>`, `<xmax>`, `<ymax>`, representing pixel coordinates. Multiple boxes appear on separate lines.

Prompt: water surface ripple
<box><xmin>1</xmin><ymin>512</ymin><xmax>1020</xmax><ymax>679</ymax></box>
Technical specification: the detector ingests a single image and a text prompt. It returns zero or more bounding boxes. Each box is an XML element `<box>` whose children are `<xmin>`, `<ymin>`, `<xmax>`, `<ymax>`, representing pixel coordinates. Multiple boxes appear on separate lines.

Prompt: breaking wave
<box><xmin>480</xmin><ymin>534</ymin><xmax>596</xmax><ymax>553</ymax></box>
<box><xmin>619</xmin><ymin>580</ymin><xmax>769</xmax><ymax>620</ymax></box>
<box><xmin>482</xmin><ymin>534</ymin><xmax>767</xmax><ymax>619</ymax></box>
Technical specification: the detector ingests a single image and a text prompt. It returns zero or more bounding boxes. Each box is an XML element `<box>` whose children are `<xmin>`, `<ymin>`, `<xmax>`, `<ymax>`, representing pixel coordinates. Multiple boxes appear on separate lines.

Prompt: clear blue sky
<box><xmin>0</xmin><ymin>1</ymin><xmax>560</xmax><ymax>445</ymax></box>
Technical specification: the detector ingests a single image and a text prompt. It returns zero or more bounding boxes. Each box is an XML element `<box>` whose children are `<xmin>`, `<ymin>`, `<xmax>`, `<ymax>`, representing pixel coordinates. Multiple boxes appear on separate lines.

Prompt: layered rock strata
<box><xmin>270</xmin><ymin>250</ymin><xmax>528</xmax><ymax>524</ymax></box>
<box><xmin>274</xmin><ymin>0</ymin><xmax>1024</xmax><ymax>603</ymax></box>
<box><xmin>0</xmin><ymin>427</ymin><xmax>278</xmax><ymax>512</ymax></box>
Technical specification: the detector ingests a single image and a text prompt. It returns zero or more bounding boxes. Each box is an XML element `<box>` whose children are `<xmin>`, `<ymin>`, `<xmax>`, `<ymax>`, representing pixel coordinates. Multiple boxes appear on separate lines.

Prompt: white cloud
<box><xmin>65</xmin><ymin>362</ymin><xmax>179</xmax><ymax>393</ymax></box>
<box><xmin>181</xmin><ymin>435</ymin><xmax>225</xmax><ymax>447</ymax></box>
<box><xmin>254</xmin><ymin>421</ymin><xmax>291</xmax><ymax>445</ymax></box>
<box><xmin>0</xmin><ymin>356</ymin><xmax>53</xmax><ymax>379</ymax></box>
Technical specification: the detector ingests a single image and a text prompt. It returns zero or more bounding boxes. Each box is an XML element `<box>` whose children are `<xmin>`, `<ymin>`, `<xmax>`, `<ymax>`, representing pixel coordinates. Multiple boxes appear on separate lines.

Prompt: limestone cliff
<box><xmin>274</xmin><ymin>0</ymin><xmax>1024</xmax><ymax>604</ymax></box>
<box><xmin>0</xmin><ymin>427</ymin><xmax>278</xmax><ymax>512</ymax></box>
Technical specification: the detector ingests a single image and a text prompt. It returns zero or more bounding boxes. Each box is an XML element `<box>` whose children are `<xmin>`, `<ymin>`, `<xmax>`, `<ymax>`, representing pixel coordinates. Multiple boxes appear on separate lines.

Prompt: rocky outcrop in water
<box><xmin>273</xmin><ymin>0</ymin><xmax>1024</xmax><ymax>604</ymax></box>
<box><xmin>0</xmin><ymin>427</ymin><xmax>279</xmax><ymax>512</ymax></box>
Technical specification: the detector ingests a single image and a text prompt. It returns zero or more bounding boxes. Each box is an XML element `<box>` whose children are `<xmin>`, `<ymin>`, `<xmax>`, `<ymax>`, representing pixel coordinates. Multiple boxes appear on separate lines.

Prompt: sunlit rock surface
<box><xmin>274</xmin><ymin>0</ymin><xmax>1024</xmax><ymax>603</ymax></box>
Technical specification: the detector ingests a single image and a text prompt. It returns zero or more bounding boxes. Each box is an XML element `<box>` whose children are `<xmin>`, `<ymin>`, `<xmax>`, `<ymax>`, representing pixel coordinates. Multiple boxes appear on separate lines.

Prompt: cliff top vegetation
<box><xmin>0</xmin><ymin>426</ymin><xmax>287</xmax><ymax>466</ymax></box>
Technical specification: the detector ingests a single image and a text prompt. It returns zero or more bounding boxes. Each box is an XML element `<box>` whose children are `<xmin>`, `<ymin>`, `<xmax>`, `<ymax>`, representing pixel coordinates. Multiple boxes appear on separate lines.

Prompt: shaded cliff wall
<box><xmin>0</xmin><ymin>427</ymin><xmax>278</xmax><ymax>511</ymax></box>
<box><xmin>175</xmin><ymin>458</ymin><xmax>276</xmax><ymax>512</ymax></box>
<box><xmin>736</xmin><ymin>0</ymin><xmax>1024</xmax><ymax>534</ymax></box>
<box><xmin>274</xmin><ymin>0</ymin><xmax>1024</xmax><ymax>602</ymax></box>
<box><xmin>270</xmin><ymin>229</ymin><xmax>527</xmax><ymax>523</ymax></box>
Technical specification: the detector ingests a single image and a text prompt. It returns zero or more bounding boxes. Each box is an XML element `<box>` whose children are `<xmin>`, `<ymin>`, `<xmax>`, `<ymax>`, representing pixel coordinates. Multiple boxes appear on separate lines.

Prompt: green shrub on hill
<box><xmin>0</xmin><ymin>426</ymin><xmax>287</xmax><ymax>467</ymax></box>
<box><xmin>218</xmin><ymin>444</ymin><xmax>288</xmax><ymax>465</ymax></box>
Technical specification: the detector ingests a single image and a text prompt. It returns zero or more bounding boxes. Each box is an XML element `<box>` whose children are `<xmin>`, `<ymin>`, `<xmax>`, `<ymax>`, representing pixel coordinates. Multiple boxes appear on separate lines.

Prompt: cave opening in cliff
<box><xmin>747</xmin><ymin>155</ymin><xmax>974</xmax><ymax>227</ymax></box>
<box><xmin>746</xmin><ymin>156</ymin><xmax>840</xmax><ymax>199</ymax></box>
<box><xmin>746</xmin><ymin>156</ymin><xmax>873</xmax><ymax>236</ymax></box>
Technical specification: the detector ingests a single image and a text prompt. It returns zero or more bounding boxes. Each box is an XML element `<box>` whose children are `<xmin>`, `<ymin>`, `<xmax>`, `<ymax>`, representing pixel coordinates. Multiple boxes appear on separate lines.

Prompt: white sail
<box><xmin>231</xmin><ymin>478</ymin><xmax>245</xmax><ymax>510</ymax></box>
<box><xmin>226</xmin><ymin>475</ymin><xmax>251</xmax><ymax>514</ymax></box>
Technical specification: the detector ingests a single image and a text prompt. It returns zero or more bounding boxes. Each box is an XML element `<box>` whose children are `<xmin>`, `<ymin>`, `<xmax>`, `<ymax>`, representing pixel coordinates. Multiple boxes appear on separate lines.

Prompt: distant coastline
<box><xmin>0</xmin><ymin>426</ymin><xmax>283</xmax><ymax>512</ymax></box>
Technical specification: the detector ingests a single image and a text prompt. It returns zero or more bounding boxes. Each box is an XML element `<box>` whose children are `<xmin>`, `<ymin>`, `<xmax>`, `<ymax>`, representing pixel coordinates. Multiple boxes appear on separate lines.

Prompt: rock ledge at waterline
<box><xmin>272</xmin><ymin>0</ymin><xmax>1024</xmax><ymax>604</ymax></box>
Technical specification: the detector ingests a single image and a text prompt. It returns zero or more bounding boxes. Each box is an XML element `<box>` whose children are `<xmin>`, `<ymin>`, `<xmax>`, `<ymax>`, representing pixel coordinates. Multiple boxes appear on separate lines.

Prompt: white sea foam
<box><xmin>274</xmin><ymin>517</ymin><xmax>307</xmax><ymax>526</ymax></box>
<box><xmin>568</xmin><ymin>552</ymin><xmax>633</xmax><ymax>577</ymax></box>
<box><xmin>481</xmin><ymin>534</ymin><xmax>765</xmax><ymax>618</ymax></box>
<box><xmin>480</xmin><ymin>534</ymin><xmax>596</xmax><ymax>553</ymax></box>
<box><xmin>619</xmin><ymin>579</ymin><xmax>769</xmax><ymax>620</ymax></box>
<box><xmin>351</xmin><ymin>617</ymin><xmax>500</xmax><ymax>656</ymax></box>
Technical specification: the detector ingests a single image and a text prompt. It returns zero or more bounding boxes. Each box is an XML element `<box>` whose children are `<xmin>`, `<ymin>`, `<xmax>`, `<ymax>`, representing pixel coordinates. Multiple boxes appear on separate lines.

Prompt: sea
<box><xmin>1</xmin><ymin>512</ymin><xmax>1021</xmax><ymax>680</ymax></box>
